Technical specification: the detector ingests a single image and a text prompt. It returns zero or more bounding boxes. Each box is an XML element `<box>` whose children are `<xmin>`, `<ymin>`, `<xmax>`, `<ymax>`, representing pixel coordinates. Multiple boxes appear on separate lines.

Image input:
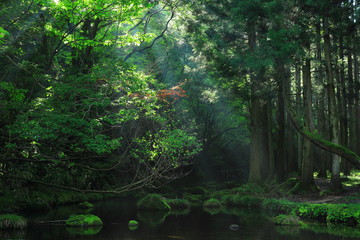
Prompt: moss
<box><xmin>183</xmin><ymin>193</ymin><xmax>203</xmax><ymax>206</ymax></box>
<box><xmin>261</xmin><ymin>198</ymin><xmax>301</xmax><ymax>214</ymax></box>
<box><xmin>128</xmin><ymin>220</ymin><xmax>139</xmax><ymax>226</ymax></box>
<box><xmin>79</xmin><ymin>201</ymin><xmax>94</xmax><ymax>209</ymax></box>
<box><xmin>303</xmin><ymin>129</ymin><xmax>360</xmax><ymax>161</ymax></box>
<box><xmin>203</xmin><ymin>198</ymin><xmax>221</xmax><ymax>208</ymax></box>
<box><xmin>128</xmin><ymin>220</ymin><xmax>139</xmax><ymax>230</ymax></box>
<box><xmin>209</xmin><ymin>189</ymin><xmax>232</xmax><ymax>200</ymax></box>
<box><xmin>137</xmin><ymin>194</ymin><xmax>171</xmax><ymax>211</ymax></box>
<box><xmin>273</xmin><ymin>214</ymin><xmax>301</xmax><ymax>225</ymax></box>
<box><xmin>231</xmin><ymin>183</ymin><xmax>267</xmax><ymax>195</ymax></box>
<box><xmin>222</xmin><ymin>194</ymin><xmax>263</xmax><ymax>207</ymax></box>
<box><xmin>0</xmin><ymin>214</ymin><xmax>27</xmax><ymax>229</ymax></box>
<box><xmin>183</xmin><ymin>185</ymin><xmax>209</xmax><ymax>195</ymax></box>
<box><xmin>273</xmin><ymin>178</ymin><xmax>299</xmax><ymax>196</ymax></box>
<box><xmin>66</xmin><ymin>214</ymin><xmax>103</xmax><ymax>227</ymax></box>
<box><xmin>166</xmin><ymin>198</ymin><xmax>190</xmax><ymax>209</ymax></box>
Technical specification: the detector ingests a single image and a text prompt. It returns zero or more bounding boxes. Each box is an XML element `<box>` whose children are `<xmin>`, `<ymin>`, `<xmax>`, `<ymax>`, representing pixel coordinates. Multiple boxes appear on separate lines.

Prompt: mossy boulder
<box><xmin>183</xmin><ymin>193</ymin><xmax>203</xmax><ymax>206</ymax></box>
<box><xmin>66</xmin><ymin>214</ymin><xmax>103</xmax><ymax>227</ymax></box>
<box><xmin>137</xmin><ymin>194</ymin><xmax>171</xmax><ymax>211</ymax></box>
<box><xmin>0</xmin><ymin>214</ymin><xmax>27</xmax><ymax>229</ymax></box>
<box><xmin>273</xmin><ymin>214</ymin><xmax>301</xmax><ymax>226</ymax></box>
<box><xmin>203</xmin><ymin>198</ymin><xmax>221</xmax><ymax>208</ymax></box>
<box><xmin>166</xmin><ymin>198</ymin><xmax>190</xmax><ymax>209</ymax></box>
<box><xmin>222</xmin><ymin>194</ymin><xmax>263</xmax><ymax>207</ymax></box>
<box><xmin>183</xmin><ymin>185</ymin><xmax>209</xmax><ymax>195</ymax></box>
<box><xmin>79</xmin><ymin>201</ymin><xmax>94</xmax><ymax>209</ymax></box>
<box><xmin>128</xmin><ymin>220</ymin><xmax>139</xmax><ymax>230</ymax></box>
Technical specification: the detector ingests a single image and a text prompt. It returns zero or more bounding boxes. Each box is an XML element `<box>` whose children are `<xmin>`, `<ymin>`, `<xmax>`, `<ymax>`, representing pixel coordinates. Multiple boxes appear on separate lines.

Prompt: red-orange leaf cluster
<box><xmin>157</xmin><ymin>85</ymin><xmax>187</xmax><ymax>103</ymax></box>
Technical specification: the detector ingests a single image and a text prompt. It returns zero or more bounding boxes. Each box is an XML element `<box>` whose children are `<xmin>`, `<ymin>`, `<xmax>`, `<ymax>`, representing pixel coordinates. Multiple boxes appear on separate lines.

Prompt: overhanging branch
<box><xmin>287</xmin><ymin>108</ymin><xmax>360</xmax><ymax>169</ymax></box>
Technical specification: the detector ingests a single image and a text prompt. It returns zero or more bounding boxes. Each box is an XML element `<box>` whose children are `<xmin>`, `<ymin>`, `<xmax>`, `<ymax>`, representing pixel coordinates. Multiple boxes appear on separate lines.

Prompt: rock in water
<box><xmin>229</xmin><ymin>224</ymin><xmax>239</xmax><ymax>231</ymax></box>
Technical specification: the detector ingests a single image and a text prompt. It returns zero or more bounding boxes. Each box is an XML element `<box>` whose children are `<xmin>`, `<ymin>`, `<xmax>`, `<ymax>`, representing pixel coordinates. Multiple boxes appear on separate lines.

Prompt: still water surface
<box><xmin>2</xmin><ymin>198</ymin><xmax>360</xmax><ymax>240</ymax></box>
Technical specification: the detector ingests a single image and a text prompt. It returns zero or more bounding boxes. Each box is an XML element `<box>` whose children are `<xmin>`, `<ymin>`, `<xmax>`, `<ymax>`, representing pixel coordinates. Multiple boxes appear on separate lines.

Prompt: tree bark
<box><xmin>295</xmin><ymin>65</ymin><xmax>303</xmax><ymax>172</ymax></box>
<box><xmin>247</xmin><ymin>21</ymin><xmax>270</xmax><ymax>184</ymax></box>
<box><xmin>299</xmin><ymin>55</ymin><xmax>316</xmax><ymax>190</ymax></box>
<box><xmin>323</xmin><ymin>17</ymin><xmax>342</xmax><ymax>191</ymax></box>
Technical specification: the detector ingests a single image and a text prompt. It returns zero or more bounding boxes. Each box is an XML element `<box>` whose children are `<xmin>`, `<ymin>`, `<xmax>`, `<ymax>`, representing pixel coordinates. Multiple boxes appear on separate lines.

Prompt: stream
<box><xmin>2</xmin><ymin>197</ymin><xmax>360</xmax><ymax>240</ymax></box>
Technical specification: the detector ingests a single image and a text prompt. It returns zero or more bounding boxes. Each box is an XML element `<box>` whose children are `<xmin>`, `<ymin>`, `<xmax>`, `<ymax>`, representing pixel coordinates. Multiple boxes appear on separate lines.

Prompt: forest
<box><xmin>1</xmin><ymin>0</ymin><xmax>360</xmax><ymax>239</ymax></box>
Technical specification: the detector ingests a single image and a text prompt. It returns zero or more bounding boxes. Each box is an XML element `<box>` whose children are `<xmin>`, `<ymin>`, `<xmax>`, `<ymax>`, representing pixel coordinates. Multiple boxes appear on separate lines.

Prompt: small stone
<box><xmin>229</xmin><ymin>224</ymin><xmax>239</xmax><ymax>231</ymax></box>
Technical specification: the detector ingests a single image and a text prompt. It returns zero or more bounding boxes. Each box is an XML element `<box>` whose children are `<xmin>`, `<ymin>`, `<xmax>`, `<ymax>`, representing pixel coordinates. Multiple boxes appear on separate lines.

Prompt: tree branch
<box><xmin>124</xmin><ymin>10</ymin><xmax>175</xmax><ymax>61</ymax></box>
<box><xmin>287</xmin><ymin>107</ymin><xmax>360</xmax><ymax>169</ymax></box>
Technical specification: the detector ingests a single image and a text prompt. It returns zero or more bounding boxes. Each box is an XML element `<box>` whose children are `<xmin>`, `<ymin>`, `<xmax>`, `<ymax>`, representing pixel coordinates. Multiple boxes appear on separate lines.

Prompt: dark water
<box><xmin>2</xmin><ymin>198</ymin><xmax>360</xmax><ymax>240</ymax></box>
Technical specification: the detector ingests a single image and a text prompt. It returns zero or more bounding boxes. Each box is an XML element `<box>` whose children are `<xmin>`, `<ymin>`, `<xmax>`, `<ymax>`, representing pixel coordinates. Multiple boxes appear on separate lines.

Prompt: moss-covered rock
<box><xmin>273</xmin><ymin>214</ymin><xmax>301</xmax><ymax>226</ymax></box>
<box><xmin>137</xmin><ymin>194</ymin><xmax>171</xmax><ymax>211</ymax></box>
<box><xmin>183</xmin><ymin>185</ymin><xmax>209</xmax><ymax>195</ymax></box>
<box><xmin>0</xmin><ymin>214</ymin><xmax>27</xmax><ymax>229</ymax></box>
<box><xmin>79</xmin><ymin>201</ymin><xmax>94</xmax><ymax>209</ymax></box>
<box><xmin>128</xmin><ymin>220</ymin><xmax>139</xmax><ymax>230</ymax></box>
<box><xmin>66</xmin><ymin>214</ymin><xmax>103</xmax><ymax>227</ymax></box>
<box><xmin>166</xmin><ymin>198</ymin><xmax>190</xmax><ymax>209</ymax></box>
<box><xmin>183</xmin><ymin>193</ymin><xmax>203</xmax><ymax>206</ymax></box>
<box><xmin>222</xmin><ymin>194</ymin><xmax>263</xmax><ymax>207</ymax></box>
<box><xmin>203</xmin><ymin>198</ymin><xmax>221</xmax><ymax>208</ymax></box>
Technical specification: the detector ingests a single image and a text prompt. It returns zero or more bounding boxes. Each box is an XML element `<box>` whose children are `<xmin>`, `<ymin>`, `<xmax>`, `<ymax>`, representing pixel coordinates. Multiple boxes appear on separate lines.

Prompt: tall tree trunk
<box><xmin>338</xmin><ymin>36</ymin><xmax>350</xmax><ymax>175</ymax></box>
<box><xmin>315</xmin><ymin>19</ymin><xmax>327</xmax><ymax>178</ymax></box>
<box><xmin>247</xmin><ymin>21</ymin><xmax>269</xmax><ymax>184</ymax></box>
<box><xmin>299</xmin><ymin>55</ymin><xmax>316</xmax><ymax>190</ymax></box>
<box><xmin>275</xmin><ymin>60</ymin><xmax>287</xmax><ymax>182</ymax></box>
<box><xmin>295</xmin><ymin>65</ymin><xmax>303</xmax><ymax>172</ymax></box>
<box><xmin>323</xmin><ymin>17</ymin><xmax>342</xmax><ymax>191</ymax></box>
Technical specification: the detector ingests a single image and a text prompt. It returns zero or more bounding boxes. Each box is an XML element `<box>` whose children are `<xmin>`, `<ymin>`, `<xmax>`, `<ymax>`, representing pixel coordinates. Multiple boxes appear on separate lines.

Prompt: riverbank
<box><xmin>0</xmin><ymin>187</ymin><xmax>114</xmax><ymax>213</ymax></box>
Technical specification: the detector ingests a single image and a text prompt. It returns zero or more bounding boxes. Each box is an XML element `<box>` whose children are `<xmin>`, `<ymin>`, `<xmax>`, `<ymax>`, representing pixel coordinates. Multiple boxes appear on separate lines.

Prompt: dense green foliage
<box><xmin>0</xmin><ymin>0</ymin><xmax>201</xmax><ymax>195</ymax></box>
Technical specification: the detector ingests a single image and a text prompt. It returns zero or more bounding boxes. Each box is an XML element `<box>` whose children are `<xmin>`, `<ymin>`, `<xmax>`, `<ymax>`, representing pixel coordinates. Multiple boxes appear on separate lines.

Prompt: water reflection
<box><xmin>66</xmin><ymin>225</ymin><xmax>102</xmax><ymax>235</ymax></box>
<box><xmin>2</xmin><ymin>198</ymin><xmax>359</xmax><ymax>240</ymax></box>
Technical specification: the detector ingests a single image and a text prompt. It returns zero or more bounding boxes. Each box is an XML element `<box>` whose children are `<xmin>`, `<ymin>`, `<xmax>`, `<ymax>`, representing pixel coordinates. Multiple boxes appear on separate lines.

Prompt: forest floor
<box><xmin>287</xmin><ymin>177</ymin><xmax>360</xmax><ymax>204</ymax></box>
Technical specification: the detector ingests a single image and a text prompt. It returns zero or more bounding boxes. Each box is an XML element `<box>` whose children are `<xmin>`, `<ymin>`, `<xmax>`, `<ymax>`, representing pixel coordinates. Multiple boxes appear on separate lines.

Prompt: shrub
<box><xmin>297</xmin><ymin>203</ymin><xmax>328</xmax><ymax>222</ymax></box>
<box><xmin>0</xmin><ymin>214</ymin><xmax>27</xmax><ymax>229</ymax></box>
<box><xmin>326</xmin><ymin>204</ymin><xmax>360</xmax><ymax>225</ymax></box>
